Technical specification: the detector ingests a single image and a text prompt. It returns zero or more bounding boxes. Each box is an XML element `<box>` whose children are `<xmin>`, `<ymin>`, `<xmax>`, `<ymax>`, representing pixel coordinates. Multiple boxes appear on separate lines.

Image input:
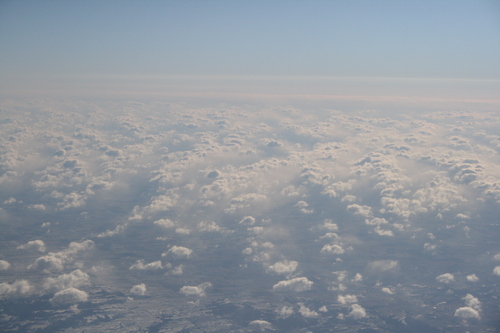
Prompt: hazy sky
<box><xmin>1</xmin><ymin>0</ymin><xmax>500</xmax><ymax>99</ymax></box>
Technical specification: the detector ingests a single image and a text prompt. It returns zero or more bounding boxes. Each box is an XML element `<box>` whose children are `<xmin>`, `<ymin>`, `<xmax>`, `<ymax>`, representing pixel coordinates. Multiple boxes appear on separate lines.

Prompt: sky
<box><xmin>2</xmin><ymin>1</ymin><xmax>500</xmax><ymax>332</ymax></box>
<box><xmin>1</xmin><ymin>0</ymin><xmax>500</xmax><ymax>100</ymax></box>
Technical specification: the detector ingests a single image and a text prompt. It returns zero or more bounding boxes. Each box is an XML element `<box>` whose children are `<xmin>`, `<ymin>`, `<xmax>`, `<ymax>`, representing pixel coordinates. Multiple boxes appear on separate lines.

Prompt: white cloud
<box><xmin>0</xmin><ymin>279</ymin><xmax>32</xmax><ymax>297</ymax></box>
<box><xmin>347</xmin><ymin>204</ymin><xmax>373</xmax><ymax>218</ymax></box>
<box><xmin>466</xmin><ymin>274</ymin><xmax>479</xmax><ymax>282</ymax></box>
<box><xmin>163</xmin><ymin>246</ymin><xmax>193</xmax><ymax>259</ymax></box>
<box><xmin>96</xmin><ymin>224</ymin><xmax>126</xmax><ymax>238</ymax></box>
<box><xmin>338</xmin><ymin>294</ymin><xmax>358</xmax><ymax>304</ymax></box>
<box><xmin>278</xmin><ymin>306</ymin><xmax>294</xmax><ymax>317</ymax></box>
<box><xmin>381</xmin><ymin>287</ymin><xmax>393</xmax><ymax>294</ymax></box>
<box><xmin>17</xmin><ymin>240</ymin><xmax>46</xmax><ymax>252</ymax></box>
<box><xmin>436</xmin><ymin>273</ymin><xmax>455</xmax><ymax>283</ymax></box>
<box><xmin>129</xmin><ymin>260</ymin><xmax>163</xmax><ymax>270</ymax></box>
<box><xmin>454</xmin><ymin>307</ymin><xmax>480</xmax><ymax>320</ymax></box>
<box><xmin>368</xmin><ymin>260</ymin><xmax>398</xmax><ymax>272</ymax></box>
<box><xmin>239</xmin><ymin>216</ymin><xmax>255</xmax><ymax>225</ymax></box>
<box><xmin>0</xmin><ymin>260</ymin><xmax>11</xmax><ymax>270</ymax></box>
<box><xmin>322</xmin><ymin>219</ymin><xmax>338</xmax><ymax>231</ymax></box>
<box><xmin>242</xmin><ymin>247</ymin><xmax>252</xmax><ymax>255</ymax></box>
<box><xmin>50</xmin><ymin>287</ymin><xmax>88</xmax><ymax>305</ymax></box>
<box><xmin>463</xmin><ymin>294</ymin><xmax>481</xmax><ymax>311</ymax></box>
<box><xmin>351</xmin><ymin>273</ymin><xmax>363</xmax><ymax>282</ymax></box>
<box><xmin>153</xmin><ymin>218</ymin><xmax>176</xmax><ymax>228</ymax></box>
<box><xmin>43</xmin><ymin>269</ymin><xmax>90</xmax><ymax>292</ymax></box>
<box><xmin>273</xmin><ymin>277</ymin><xmax>313</xmax><ymax>292</ymax></box>
<box><xmin>3</xmin><ymin>197</ymin><xmax>16</xmax><ymax>204</ymax></box>
<box><xmin>266</xmin><ymin>260</ymin><xmax>298</xmax><ymax>275</ymax></box>
<box><xmin>249</xmin><ymin>320</ymin><xmax>272</xmax><ymax>330</ymax></box>
<box><xmin>29</xmin><ymin>240</ymin><xmax>94</xmax><ymax>272</ymax></box>
<box><xmin>320</xmin><ymin>244</ymin><xmax>344</xmax><ymax>254</ymax></box>
<box><xmin>347</xmin><ymin>304</ymin><xmax>367</xmax><ymax>319</ymax></box>
<box><xmin>179</xmin><ymin>282</ymin><xmax>212</xmax><ymax>297</ymax></box>
<box><xmin>298</xmin><ymin>303</ymin><xmax>319</xmax><ymax>318</ymax></box>
<box><xmin>494</xmin><ymin>266</ymin><xmax>500</xmax><ymax>276</ymax></box>
<box><xmin>198</xmin><ymin>221</ymin><xmax>226</xmax><ymax>233</ymax></box>
<box><xmin>130</xmin><ymin>283</ymin><xmax>146</xmax><ymax>296</ymax></box>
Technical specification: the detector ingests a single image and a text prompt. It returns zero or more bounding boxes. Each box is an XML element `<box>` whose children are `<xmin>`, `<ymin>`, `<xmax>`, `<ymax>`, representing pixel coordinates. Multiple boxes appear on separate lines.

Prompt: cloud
<box><xmin>17</xmin><ymin>240</ymin><xmax>46</xmax><ymax>252</ymax></box>
<box><xmin>249</xmin><ymin>320</ymin><xmax>272</xmax><ymax>330</ymax></box>
<box><xmin>50</xmin><ymin>287</ymin><xmax>88</xmax><ymax>305</ymax></box>
<box><xmin>466</xmin><ymin>274</ymin><xmax>479</xmax><ymax>282</ymax></box>
<box><xmin>130</xmin><ymin>283</ymin><xmax>146</xmax><ymax>296</ymax></box>
<box><xmin>454</xmin><ymin>307</ymin><xmax>480</xmax><ymax>320</ymax></box>
<box><xmin>272</xmin><ymin>277</ymin><xmax>313</xmax><ymax>292</ymax></box>
<box><xmin>338</xmin><ymin>294</ymin><xmax>358</xmax><ymax>304</ymax></box>
<box><xmin>368</xmin><ymin>260</ymin><xmax>398</xmax><ymax>272</ymax></box>
<box><xmin>381</xmin><ymin>287</ymin><xmax>393</xmax><ymax>294</ymax></box>
<box><xmin>0</xmin><ymin>279</ymin><xmax>32</xmax><ymax>297</ymax></box>
<box><xmin>347</xmin><ymin>304</ymin><xmax>367</xmax><ymax>319</ymax></box>
<box><xmin>266</xmin><ymin>260</ymin><xmax>298</xmax><ymax>275</ymax></box>
<box><xmin>43</xmin><ymin>269</ymin><xmax>90</xmax><ymax>292</ymax></box>
<box><xmin>29</xmin><ymin>240</ymin><xmax>94</xmax><ymax>272</ymax></box>
<box><xmin>179</xmin><ymin>282</ymin><xmax>212</xmax><ymax>297</ymax></box>
<box><xmin>436</xmin><ymin>273</ymin><xmax>455</xmax><ymax>283</ymax></box>
<box><xmin>129</xmin><ymin>260</ymin><xmax>163</xmax><ymax>270</ymax></box>
<box><xmin>96</xmin><ymin>224</ymin><xmax>126</xmax><ymax>238</ymax></box>
<box><xmin>0</xmin><ymin>260</ymin><xmax>11</xmax><ymax>270</ymax></box>
<box><xmin>321</xmin><ymin>244</ymin><xmax>344</xmax><ymax>254</ymax></box>
<box><xmin>298</xmin><ymin>303</ymin><xmax>319</xmax><ymax>318</ymax></box>
<box><xmin>277</xmin><ymin>306</ymin><xmax>294</xmax><ymax>317</ymax></box>
<box><xmin>162</xmin><ymin>246</ymin><xmax>193</xmax><ymax>259</ymax></box>
<box><xmin>494</xmin><ymin>266</ymin><xmax>500</xmax><ymax>276</ymax></box>
<box><xmin>154</xmin><ymin>218</ymin><xmax>176</xmax><ymax>228</ymax></box>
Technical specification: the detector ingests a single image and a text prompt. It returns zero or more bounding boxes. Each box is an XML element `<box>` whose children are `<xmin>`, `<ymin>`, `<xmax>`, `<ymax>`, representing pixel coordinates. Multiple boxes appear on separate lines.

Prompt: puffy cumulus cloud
<box><xmin>50</xmin><ymin>287</ymin><xmax>88</xmax><ymax>305</ymax></box>
<box><xmin>43</xmin><ymin>269</ymin><xmax>90</xmax><ymax>292</ymax></box>
<box><xmin>454</xmin><ymin>307</ymin><xmax>480</xmax><ymax>320</ymax></box>
<box><xmin>249</xmin><ymin>320</ymin><xmax>273</xmax><ymax>330</ymax></box>
<box><xmin>368</xmin><ymin>260</ymin><xmax>398</xmax><ymax>272</ymax></box>
<box><xmin>179</xmin><ymin>282</ymin><xmax>212</xmax><ymax>297</ymax></box>
<box><xmin>17</xmin><ymin>240</ymin><xmax>46</xmax><ymax>252</ymax></box>
<box><xmin>337</xmin><ymin>294</ymin><xmax>358</xmax><ymax>304</ymax></box>
<box><xmin>454</xmin><ymin>294</ymin><xmax>481</xmax><ymax>320</ymax></box>
<box><xmin>163</xmin><ymin>246</ymin><xmax>193</xmax><ymax>259</ymax></box>
<box><xmin>466</xmin><ymin>274</ymin><xmax>479</xmax><ymax>282</ymax></box>
<box><xmin>298</xmin><ymin>303</ymin><xmax>319</xmax><ymax>318</ymax></box>
<box><xmin>436</xmin><ymin>273</ymin><xmax>455</xmax><ymax>283</ymax></box>
<box><xmin>0</xmin><ymin>260</ymin><xmax>11</xmax><ymax>270</ymax></box>
<box><xmin>321</xmin><ymin>219</ymin><xmax>338</xmax><ymax>231</ymax></box>
<box><xmin>197</xmin><ymin>221</ymin><xmax>228</xmax><ymax>233</ymax></box>
<box><xmin>29</xmin><ymin>240</ymin><xmax>94</xmax><ymax>272</ymax></box>
<box><xmin>463</xmin><ymin>294</ymin><xmax>481</xmax><ymax>311</ymax></box>
<box><xmin>57</xmin><ymin>192</ymin><xmax>87</xmax><ymax>210</ymax></box>
<box><xmin>96</xmin><ymin>224</ymin><xmax>126</xmax><ymax>238</ymax></box>
<box><xmin>272</xmin><ymin>277</ymin><xmax>313</xmax><ymax>292</ymax></box>
<box><xmin>347</xmin><ymin>204</ymin><xmax>373</xmax><ymax>218</ymax></box>
<box><xmin>0</xmin><ymin>279</ymin><xmax>32</xmax><ymax>297</ymax></box>
<box><xmin>266</xmin><ymin>260</ymin><xmax>298</xmax><ymax>275</ymax></box>
<box><xmin>320</xmin><ymin>244</ymin><xmax>344</xmax><ymax>255</ymax></box>
<box><xmin>129</xmin><ymin>260</ymin><xmax>164</xmax><ymax>271</ymax></box>
<box><xmin>494</xmin><ymin>266</ymin><xmax>500</xmax><ymax>276</ymax></box>
<box><xmin>373</xmin><ymin>226</ymin><xmax>394</xmax><ymax>237</ymax></box>
<box><xmin>277</xmin><ymin>306</ymin><xmax>294</xmax><ymax>317</ymax></box>
<box><xmin>130</xmin><ymin>283</ymin><xmax>147</xmax><ymax>296</ymax></box>
<box><xmin>347</xmin><ymin>304</ymin><xmax>367</xmax><ymax>319</ymax></box>
<box><xmin>381</xmin><ymin>287</ymin><xmax>394</xmax><ymax>294</ymax></box>
<box><xmin>153</xmin><ymin>218</ymin><xmax>176</xmax><ymax>229</ymax></box>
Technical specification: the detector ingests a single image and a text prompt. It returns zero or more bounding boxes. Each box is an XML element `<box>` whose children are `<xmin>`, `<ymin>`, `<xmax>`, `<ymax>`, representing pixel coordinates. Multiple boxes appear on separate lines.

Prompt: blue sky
<box><xmin>1</xmin><ymin>0</ymin><xmax>499</xmax><ymax>98</ymax></box>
